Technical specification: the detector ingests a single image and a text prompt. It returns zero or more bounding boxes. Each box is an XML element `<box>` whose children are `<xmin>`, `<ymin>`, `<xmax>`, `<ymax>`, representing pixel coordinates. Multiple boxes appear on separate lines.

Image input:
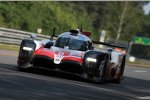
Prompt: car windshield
<box><xmin>55</xmin><ymin>37</ymin><xmax>87</xmax><ymax>51</ymax></box>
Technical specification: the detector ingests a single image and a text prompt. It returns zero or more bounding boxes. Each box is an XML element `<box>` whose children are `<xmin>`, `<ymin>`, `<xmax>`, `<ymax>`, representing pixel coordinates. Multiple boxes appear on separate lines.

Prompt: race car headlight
<box><xmin>87</xmin><ymin>57</ymin><xmax>97</xmax><ymax>62</ymax></box>
<box><xmin>23</xmin><ymin>47</ymin><xmax>33</xmax><ymax>51</ymax></box>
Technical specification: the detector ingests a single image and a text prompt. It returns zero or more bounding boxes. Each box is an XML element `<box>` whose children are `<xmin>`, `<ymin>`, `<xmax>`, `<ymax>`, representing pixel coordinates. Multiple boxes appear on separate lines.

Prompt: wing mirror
<box><xmin>30</xmin><ymin>34</ymin><xmax>37</xmax><ymax>40</ymax></box>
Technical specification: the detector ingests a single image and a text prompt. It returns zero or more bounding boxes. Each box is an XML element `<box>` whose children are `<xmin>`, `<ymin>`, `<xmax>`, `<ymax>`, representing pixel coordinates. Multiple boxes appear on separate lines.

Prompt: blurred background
<box><xmin>0</xmin><ymin>1</ymin><xmax>150</xmax><ymax>65</ymax></box>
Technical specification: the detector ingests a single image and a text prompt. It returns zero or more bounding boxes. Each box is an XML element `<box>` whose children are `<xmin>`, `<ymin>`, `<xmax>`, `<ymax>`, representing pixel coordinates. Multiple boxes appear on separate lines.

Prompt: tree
<box><xmin>0</xmin><ymin>1</ymin><xmax>147</xmax><ymax>41</ymax></box>
<box><xmin>100</xmin><ymin>2</ymin><xmax>144</xmax><ymax>41</ymax></box>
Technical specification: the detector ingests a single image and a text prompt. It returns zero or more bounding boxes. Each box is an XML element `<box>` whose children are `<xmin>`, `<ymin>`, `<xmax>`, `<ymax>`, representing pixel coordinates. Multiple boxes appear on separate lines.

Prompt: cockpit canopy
<box><xmin>54</xmin><ymin>31</ymin><xmax>93</xmax><ymax>51</ymax></box>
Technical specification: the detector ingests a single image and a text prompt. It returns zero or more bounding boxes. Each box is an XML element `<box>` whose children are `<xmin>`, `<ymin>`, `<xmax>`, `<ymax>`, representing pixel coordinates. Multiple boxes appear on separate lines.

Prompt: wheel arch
<box><xmin>83</xmin><ymin>50</ymin><xmax>110</xmax><ymax>80</ymax></box>
<box><xmin>17</xmin><ymin>39</ymin><xmax>36</xmax><ymax>68</ymax></box>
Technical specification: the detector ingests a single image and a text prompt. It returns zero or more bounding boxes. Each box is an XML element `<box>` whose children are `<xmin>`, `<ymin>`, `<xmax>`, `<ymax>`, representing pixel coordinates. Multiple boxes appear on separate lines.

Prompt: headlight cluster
<box><xmin>86</xmin><ymin>57</ymin><xmax>97</xmax><ymax>62</ymax></box>
<box><xmin>23</xmin><ymin>47</ymin><xmax>33</xmax><ymax>51</ymax></box>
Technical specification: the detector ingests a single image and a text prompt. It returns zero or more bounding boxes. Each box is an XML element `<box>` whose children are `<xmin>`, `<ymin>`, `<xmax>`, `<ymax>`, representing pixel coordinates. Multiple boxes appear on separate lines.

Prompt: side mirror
<box><xmin>30</xmin><ymin>34</ymin><xmax>37</xmax><ymax>40</ymax></box>
<box><xmin>45</xmin><ymin>41</ymin><xmax>54</xmax><ymax>48</ymax></box>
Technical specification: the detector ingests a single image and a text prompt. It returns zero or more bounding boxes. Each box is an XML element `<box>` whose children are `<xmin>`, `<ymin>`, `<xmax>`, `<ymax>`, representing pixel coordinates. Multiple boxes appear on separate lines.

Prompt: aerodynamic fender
<box><xmin>17</xmin><ymin>39</ymin><xmax>37</xmax><ymax>68</ymax></box>
<box><xmin>83</xmin><ymin>50</ymin><xmax>109</xmax><ymax>75</ymax></box>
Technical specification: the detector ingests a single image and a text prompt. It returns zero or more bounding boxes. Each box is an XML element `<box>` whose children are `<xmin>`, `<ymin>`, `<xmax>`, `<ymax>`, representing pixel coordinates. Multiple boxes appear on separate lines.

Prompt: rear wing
<box><xmin>92</xmin><ymin>40</ymin><xmax>128</xmax><ymax>51</ymax></box>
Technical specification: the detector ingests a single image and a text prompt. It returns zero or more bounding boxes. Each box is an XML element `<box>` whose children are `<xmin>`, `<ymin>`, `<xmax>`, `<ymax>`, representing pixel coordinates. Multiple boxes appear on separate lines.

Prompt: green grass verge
<box><xmin>0</xmin><ymin>43</ymin><xmax>19</xmax><ymax>51</ymax></box>
<box><xmin>126</xmin><ymin>59</ymin><xmax>150</xmax><ymax>67</ymax></box>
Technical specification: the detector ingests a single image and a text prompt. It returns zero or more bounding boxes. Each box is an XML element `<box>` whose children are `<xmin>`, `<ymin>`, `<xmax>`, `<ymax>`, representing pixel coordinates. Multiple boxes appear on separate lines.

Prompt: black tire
<box><xmin>18</xmin><ymin>67</ymin><xmax>26</xmax><ymax>71</ymax></box>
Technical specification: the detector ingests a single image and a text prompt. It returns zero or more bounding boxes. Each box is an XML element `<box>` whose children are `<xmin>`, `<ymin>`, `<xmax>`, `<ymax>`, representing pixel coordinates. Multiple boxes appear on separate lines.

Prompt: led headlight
<box><xmin>87</xmin><ymin>57</ymin><xmax>97</xmax><ymax>62</ymax></box>
<box><xmin>23</xmin><ymin>47</ymin><xmax>33</xmax><ymax>51</ymax></box>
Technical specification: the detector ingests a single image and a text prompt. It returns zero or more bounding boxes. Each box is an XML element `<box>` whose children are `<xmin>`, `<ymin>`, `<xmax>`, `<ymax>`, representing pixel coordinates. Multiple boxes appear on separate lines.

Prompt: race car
<box><xmin>17</xmin><ymin>29</ymin><xmax>127</xmax><ymax>84</ymax></box>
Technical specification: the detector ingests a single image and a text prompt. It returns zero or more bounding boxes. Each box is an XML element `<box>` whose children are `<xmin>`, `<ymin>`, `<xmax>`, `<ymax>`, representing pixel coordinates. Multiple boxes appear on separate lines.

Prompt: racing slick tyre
<box><xmin>17</xmin><ymin>39</ymin><xmax>36</xmax><ymax>70</ymax></box>
<box><xmin>113</xmin><ymin>56</ymin><xmax>126</xmax><ymax>84</ymax></box>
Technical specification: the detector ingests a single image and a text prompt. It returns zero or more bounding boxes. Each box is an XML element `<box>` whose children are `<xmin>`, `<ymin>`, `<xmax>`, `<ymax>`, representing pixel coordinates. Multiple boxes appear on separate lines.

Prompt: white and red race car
<box><xmin>17</xmin><ymin>29</ymin><xmax>127</xmax><ymax>84</ymax></box>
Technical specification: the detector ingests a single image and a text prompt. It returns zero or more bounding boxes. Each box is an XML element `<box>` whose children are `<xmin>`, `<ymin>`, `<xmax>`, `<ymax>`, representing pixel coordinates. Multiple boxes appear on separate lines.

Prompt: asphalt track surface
<box><xmin>0</xmin><ymin>50</ymin><xmax>150</xmax><ymax>100</ymax></box>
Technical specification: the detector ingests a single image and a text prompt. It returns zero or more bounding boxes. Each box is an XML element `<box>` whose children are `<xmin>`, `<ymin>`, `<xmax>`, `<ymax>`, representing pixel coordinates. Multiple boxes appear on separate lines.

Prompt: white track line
<box><xmin>136</xmin><ymin>96</ymin><xmax>150</xmax><ymax>99</ymax></box>
<box><xmin>134</xmin><ymin>70</ymin><xmax>147</xmax><ymax>73</ymax></box>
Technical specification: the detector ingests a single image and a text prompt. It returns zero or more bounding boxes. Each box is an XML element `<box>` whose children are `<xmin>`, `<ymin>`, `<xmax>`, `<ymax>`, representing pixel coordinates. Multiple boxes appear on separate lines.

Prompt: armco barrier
<box><xmin>0</xmin><ymin>27</ymin><xmax>50</xmax><ymax>45</ymax></box>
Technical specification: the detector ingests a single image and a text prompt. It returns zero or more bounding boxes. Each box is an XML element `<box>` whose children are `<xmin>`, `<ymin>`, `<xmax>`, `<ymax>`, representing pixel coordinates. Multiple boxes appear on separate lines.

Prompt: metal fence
<box><xmin>1</xmin><ymin>27</ymin><xmax>149</xmax><ymax>61</ymax></box>
<box><xmin>0</xmin><ymin>27</ymin><xmax>50</xmax><ymax>45</ymax></box>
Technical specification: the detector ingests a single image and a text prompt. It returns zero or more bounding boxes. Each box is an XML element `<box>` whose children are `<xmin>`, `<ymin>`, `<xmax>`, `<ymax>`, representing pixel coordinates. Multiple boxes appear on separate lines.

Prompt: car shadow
<box><xmin>0</xmin><ymin>63</ymin><xmax>150</xmax><ymax>87</ymax></box>
<box><xmin>0</xmin><ymin>63</ymin><xmax>109</xmax><ymax>84</ymax></box>
<box><xmin>0</xmin><ymin>63</ymin><xmax>150</xmax><ymax>100</ymax></box>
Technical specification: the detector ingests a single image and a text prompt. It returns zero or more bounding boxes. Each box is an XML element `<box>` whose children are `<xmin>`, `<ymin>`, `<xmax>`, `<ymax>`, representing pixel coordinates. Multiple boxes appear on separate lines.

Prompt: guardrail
<box><xmin>0</xmin><ymin>27</ymin><xmax>50</xmax><ymax>45</ymax></box>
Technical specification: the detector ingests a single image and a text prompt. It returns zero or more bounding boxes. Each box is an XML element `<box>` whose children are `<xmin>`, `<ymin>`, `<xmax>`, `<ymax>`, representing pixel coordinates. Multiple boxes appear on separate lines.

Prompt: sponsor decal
<box><xmin>54</xmin><ymin>52</ymin><xmax>64</xmax><ymax>64</ymax></box>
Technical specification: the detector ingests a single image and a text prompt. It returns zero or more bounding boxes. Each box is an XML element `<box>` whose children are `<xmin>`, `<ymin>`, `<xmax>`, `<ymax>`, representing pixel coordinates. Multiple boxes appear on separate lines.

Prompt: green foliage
<box><xmin>138</xmin><ymin>14</ymin><xmax>150</xmax><ymax>37</ymax></box>
<box><xmin>0</xmin><ymin>1</ymin><xmax>147</xmax><ymax>41</ymax></box>
<box><xmin>100</xmin><ymin>2</ymin><xmax>144</xmax><ymax>41</ymax></box>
